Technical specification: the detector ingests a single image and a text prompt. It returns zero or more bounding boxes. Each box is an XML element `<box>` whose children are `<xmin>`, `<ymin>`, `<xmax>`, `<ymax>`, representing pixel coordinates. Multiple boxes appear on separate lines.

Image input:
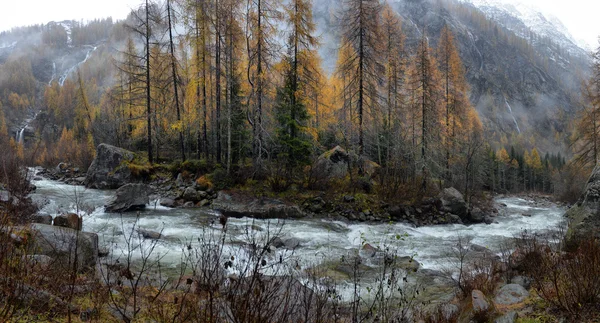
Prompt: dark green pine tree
<box><xmin>274</xmin><ymin>55</ymin><xmax>311</xmax><ymax>170</ymax></box>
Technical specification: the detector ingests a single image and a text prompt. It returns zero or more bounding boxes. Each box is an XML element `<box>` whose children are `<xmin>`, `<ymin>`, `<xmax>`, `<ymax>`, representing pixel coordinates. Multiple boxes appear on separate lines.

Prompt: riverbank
<box><xmin>6</xmin><ymin>166</ymin><xmax>576</xmax><ymax>321</ymax></box>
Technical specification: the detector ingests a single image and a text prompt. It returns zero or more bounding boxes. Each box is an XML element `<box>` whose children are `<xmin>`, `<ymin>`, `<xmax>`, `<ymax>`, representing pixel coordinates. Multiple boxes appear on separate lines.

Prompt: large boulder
<box><xmin>105</xmin><ymin>183</ymin><xmax>149</xmax><ymax>213</ymax></box>
<box><xmin>313</xmin><ymin>146</ymin><xmax>350</xmax><ymax>179</ymax></box>
<box><xmin>566</xmin><ymin>164</ymin><xmax>600</xmax><ymax>244</ymax></box>
<box><xmin>27</xmin><ymin>224</ymin><xmax>98</xmax><ymax>272</ymax></box>
<box><xmin>85</xmin><ymin>144</ymin><xmax>135</xmax><ymax>189</ymax></box>
<box><xmin>53</xmin><ymin>213</ymin><xmax>82</xmax><ymax>230</ymax></box>
<box><xmin>439</xmin><ymin>187</ymin><xmax>468</xmax><ymax>219</ymax></box>
<box><xmin>494</xmin><ymin>284</ymin><xmax>529</xmax><ymax>306</ymax></box>
<box><xmin>212</xmin><ymin>192</ymin><xmax>306</xmax><ymax>220</ymax></box>
<box><xmin>471</xmin><ymin>289</ymin><xmax>490</xmax><ymax>313</ymax></box>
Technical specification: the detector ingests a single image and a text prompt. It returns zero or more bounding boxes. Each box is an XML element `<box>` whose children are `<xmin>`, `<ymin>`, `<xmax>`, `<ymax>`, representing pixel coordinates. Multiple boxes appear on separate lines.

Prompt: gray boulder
<box><xmin>271</xmin><ymin>237</ymin><xmax>301</xmax><ymax>249</ymax></box>
<box><xmin>495</xmin><ymin>311</ymin><xmax>518</xmax><ymax>323</ymax></box>
<box><xmin>439</xmin><ymin>188</ymin><xmax>468</xmax><ymax>219</ymax></box>
<box><xmin>212</xmin><ymin>192</ymin><xmax>306</xmax><ymax>220</ymax></box>
<box><xmin>138</xmin><ymin>229</ymin><xmax>161</xmax><ymax>240</ymax></box>
<box><xmin>471</xmin><ymin>290</ymin><xmax>489</xmax><ymax>313</ymax></box>
<box><xmin>159</xmin><ymin>198</ymin><xmax>176</xmax><ymax>208</ymax></box>
<box><xmin>53</xmin><ymin>213</ymin><xmax>82</xmax><ymax>230</ymax></box>
<box><xmin>182</xmin><ymin>187</ymin><xmax>200</xmax><ymax>202</ymax></box>
<box><xmin>469</xmin><ymin>207</ymin><xmax>485</xmax><ymax>223</ymax></box>
<box><xmin>313</xmin><ymin>146</ymin><xmax>350</xmax><ymax>179</ymax></box>
<box><xmin>28</xmin><ymin>224</ymin><xmax>98</xmax><ymax>272</ymax></box>
<box><xmin>105</xmin><ymin>183</ymin><xmax>149</xmax><ymax>213</ymax></box>
<box><xmin>85</xmin><ymin>144</ymin><xmax>135</xmax><ymax>189</ymax></box>
<box><xmin>510</xmin><ymin>276</ymin><xmax>532</xmax><ymax>290</ymax></box>
<box><xmin>566</xmin><ymin>163</ymin><xmax>600</xmax><ymax>244</ymax></box>
<box><xmin>494</xmin><ymin>284</ymin><xmax>529</xmax><ymax>306</ymax></box>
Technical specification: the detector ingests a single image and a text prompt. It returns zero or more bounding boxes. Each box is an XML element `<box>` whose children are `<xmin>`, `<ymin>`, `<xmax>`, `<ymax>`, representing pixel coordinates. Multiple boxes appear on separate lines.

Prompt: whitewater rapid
<box><xmin>30</xmin><ymin>172</ymin><xmax>566</xmax><ymax>277</ymax></box>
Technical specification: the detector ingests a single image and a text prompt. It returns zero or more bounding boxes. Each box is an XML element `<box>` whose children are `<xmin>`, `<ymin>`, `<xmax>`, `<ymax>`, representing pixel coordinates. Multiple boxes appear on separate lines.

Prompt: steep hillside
<box><xmin>0</xmin><ymin>19</ymin><xmax>118</xmax><ymax>141</ymax></box>
<box><xmin>315</xmin><ymin>0</ymin><xmax>590</xmax><ymax>153</ymax></box>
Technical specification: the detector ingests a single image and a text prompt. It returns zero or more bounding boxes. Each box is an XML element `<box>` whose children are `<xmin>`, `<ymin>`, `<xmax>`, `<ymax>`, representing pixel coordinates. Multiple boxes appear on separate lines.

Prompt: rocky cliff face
<box><xmin>565</xmin><ymin>165</ymin><xmax>600</xmax><ymax>245</ymax></box>
<box><xmin>315</xmin><ymin>0</ymin><xmax>590</xmax><ymax>152</ymax></box>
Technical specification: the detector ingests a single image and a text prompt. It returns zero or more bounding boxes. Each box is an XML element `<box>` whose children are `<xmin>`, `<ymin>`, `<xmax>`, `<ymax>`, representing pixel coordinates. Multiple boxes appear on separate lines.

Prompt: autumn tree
<box><xmin>337</xmin><ymin>0</ymin><xmax>383</xmax><ymax>158</ymax></box>
<box><xmin>166</xmin><ymin>0</ymin><xmax>186</xmax><ymax>161</ymax></box>
<box><xmin>437</xmin><ymin>25</ymin><xmax>469</xmax><ymax>184</ymax></box>
<box><xmin>246</xmin><ymin>0</ymin><xmax>281</xmax><ymax>171</ymax></box>
<box><xmin>380</xmin><ymin>4</ymin><xmax>405</xmax><ymax>165</ymax></box>
<box><xmin>126</xmin><ymin>0</ymin><xmax>159</xmax><ymax>163</ymax></box>
<box><xmin>408</xmin><ymin>32</ymin><xmax>442</xmax><ymax>191</ymax></box>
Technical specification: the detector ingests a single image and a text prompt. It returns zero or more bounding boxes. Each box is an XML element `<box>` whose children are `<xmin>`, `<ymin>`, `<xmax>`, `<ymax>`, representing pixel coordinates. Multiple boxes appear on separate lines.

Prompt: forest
<box><xmin>1</xmin><ymin>0</ymin><xmax>600</xmax><ymax>321</ymax></box>
<box><xmin>0</xmin><ymin>0</ymin><xmax>589</xmax><ymax>205</ymax></box>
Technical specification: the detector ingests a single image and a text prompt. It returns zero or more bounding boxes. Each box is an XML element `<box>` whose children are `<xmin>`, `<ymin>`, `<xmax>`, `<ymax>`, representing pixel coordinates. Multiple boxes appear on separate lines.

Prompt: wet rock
<box><xmin>24</xmin><ymin>255</ymin><xmax>54</xmax><ymax>271</ymax></box>
<box><xmin>510</xmin><ymin>276</ymin><xmax>532</xmax><ymax>290</ymax></box>
<box><xmin>397</xmin><ymin>256</ymin><xmax>420</xmax><ymax>272</ymax></box>
<box><xmin>28</xmin><ymin>224</ymin><xmax>98</xmax><ymax>272</ymax></box>
<box><xmin>212</xmin><ymin>192</ymin><xmax>306</xmax><ymax>220</ymax></box>
<box><xmin>495</xmin><ymin>311</ymin><xmax>518</xmax><ymax>323</ymax></box>
<box><xmin>494</xmin><ymin>284</ymin><xmax>529</xmax><ymax>306</ymax></box>
<box><xmin>137</xmin><ymin>229</ymin><xmax>161</xmax><ymax>240</ymax></box>
<box><xmin>53</xmin><ymin>213</ymin><xmax>82</xmax><ymax>230</ymax></box>
<box><xmin>183</xmin><ymin>201</ymin><xmax>195</xmax><ymax>208</ymax></box>
<box><xmin>565</xmin><ymin>163</ymin><xmax>600</xmax><ymax>244</ymax></box>
<box><xmin>469</xmin><ymin>207</ymin><xmax>485</xmax><ymax>223</ymax></box>
<box><xmin>271</xmin><ymin>237</ymin><xmax>301</xmax><ymax>249</ymax></box>
<box><xmin>159</xmin><ymin>198</ymin><xmax>176</xmax><ymax>208</ymax></box>
<box><xmin>471</xmin><ymin>289</ymin><xmax>489</xmax><ymax>313</ymax></box>
<box><xmin>182</xmin><ymin>187</ymin><xmax>200</xmax><ymax>202</ymax></box>
<box><xmin>105</xmin><ymin>183</ymin><xmax>149</xmax><ymax>213</ymax></box>
<box><xmin>439</xmin><ymin>187</ymin><xmax>468</xmax><ymax>219</ymax></box>
<box><xmin>359</xmin><ymin>243</ymin><xmax>379</xmax><ymax>258</ymax></box>
<box><xmin>98</xmin><ymin>248</ymin><xmax>110</xmax><ymax>258</ymax></box>
<box><xmin>313</xmin><ymin>146</ymin><xmax>350</xmax><ymax>179</ymax></box>
<box><xmin>85</xmin><ymin>144</ymin><xmax>135</xmax><ymax>189</ymax></box>
<box><xmin>199</xmin><ymin>199</ymin><xmax>211</xmax><ymax>207</ymax></box>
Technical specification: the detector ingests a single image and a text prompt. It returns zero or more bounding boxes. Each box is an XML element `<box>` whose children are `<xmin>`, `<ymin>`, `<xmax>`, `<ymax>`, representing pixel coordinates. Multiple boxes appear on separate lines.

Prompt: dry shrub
<box><xmin>517</xmin><ymin>232</ymin><xmax>600</xmax><ymax>319</ymax></box>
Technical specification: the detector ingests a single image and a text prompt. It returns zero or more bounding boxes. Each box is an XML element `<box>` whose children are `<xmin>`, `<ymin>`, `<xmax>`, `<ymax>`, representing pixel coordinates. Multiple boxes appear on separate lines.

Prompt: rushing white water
<box><xmin>58</xmin><ymin>45</ymin><xmax>97</xmax><ymax>86</ymax></box>
<box><xmin>16</xmin><ymin>127</ymin><xmax>25</xmax><ymax>144</ymax></box>
<box><xmin>48</xmin><ymin>61</ymin><xmax>57</xmax><ymax>85</ymax></box>
<box><xmin>504</xmin><ymin>98</ymin><xmax>521</xmax><ymax>134</ymax></box>
<box><xmin>30</xmin><ymin>172</ymin><xmax>566</xmax><ymax>276</ymax></box>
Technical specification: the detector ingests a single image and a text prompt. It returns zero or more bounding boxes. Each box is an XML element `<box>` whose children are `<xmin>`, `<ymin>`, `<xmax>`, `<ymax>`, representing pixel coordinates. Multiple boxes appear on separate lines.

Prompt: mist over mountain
<box><xmin>315</xmin><ymin>0</ymin><xmax>590</xmax><ymax>153</ymax></box>
<box><xmin>0</xmin><ymin>0</ymin><xmax>592</xmax><ymax>154</ymax></box>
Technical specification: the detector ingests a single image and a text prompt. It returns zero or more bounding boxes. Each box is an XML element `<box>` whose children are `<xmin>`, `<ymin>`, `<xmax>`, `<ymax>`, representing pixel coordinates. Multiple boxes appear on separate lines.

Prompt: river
<box><xmin>30</xmin><ymin>170</ymin><xmax>566</xmax><ymax>299</ymax></box>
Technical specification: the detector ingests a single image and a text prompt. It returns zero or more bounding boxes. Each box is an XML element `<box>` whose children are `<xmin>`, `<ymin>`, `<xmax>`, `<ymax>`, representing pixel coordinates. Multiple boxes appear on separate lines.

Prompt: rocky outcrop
<box><xmin>212</xmin><ymin>192</ymin><xmax>306</xmax><ymax>220</ymax></box>
<box><xmin>85</xmin><ymin>144</ymin><xmax>135</xmax><ymax>189</ymax></box>
<box><xmin>566</xmin><ymin>164</ymin><xmax>600</xmax><ymax>244</ymax></box>
<box><xmin>27</xmin><ymin>223</ymin><xmax>98</xmax><ymax>272</ymax></box>
<box><xmin>105</xmin><ymin>183</ymin><xmax>149</xmax><ymax>213</ymax></box>
<box><xmin>439</xmin><ymin>188</ymin><xmax>468</xmax><ymax>220</ymax></box>
<box><xmin>313</xmin><ymin>146</ymin><xmax>350</xmax><ymax>179</ymax></box>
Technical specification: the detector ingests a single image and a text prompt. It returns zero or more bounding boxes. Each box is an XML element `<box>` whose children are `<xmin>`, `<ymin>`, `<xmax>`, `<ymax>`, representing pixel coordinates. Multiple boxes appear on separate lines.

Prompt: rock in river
<box><xmin>105</xmin><ymin>183</ymin><xmax>149</xmax><ymax>213</ymax></box>
<box><xmin>85</xmin><ymin>143</ymin><xmax>135</xmax><ymax>189</ymax></box>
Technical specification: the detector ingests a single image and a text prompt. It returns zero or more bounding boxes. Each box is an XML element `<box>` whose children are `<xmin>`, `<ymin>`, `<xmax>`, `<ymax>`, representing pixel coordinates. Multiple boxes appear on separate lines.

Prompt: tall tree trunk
<box><xmin>167</xmin><ymin>0</ymin><xmax>186</xmax><ymax>161</ymax></box>
<box><xmin>215</xmin><ymin>0</ymin><xmax>222</xmax><ymax>164</ymax></box>
<box><xmin>145</xmin><ymin>0</ymin><xmax>153</xmax><ymax>164</ymax></box>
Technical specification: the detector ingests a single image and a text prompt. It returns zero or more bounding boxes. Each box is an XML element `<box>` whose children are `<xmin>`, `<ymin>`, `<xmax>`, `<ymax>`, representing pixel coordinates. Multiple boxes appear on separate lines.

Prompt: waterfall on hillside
<box><xmin>504</xmin><ymin>98</ymin><xmax>521</xmax><ymax>134</ymax></box>
<box><xmin>16</xmin><ymin>127</ymin><xmax>25</xmax><ymax>144</ymax></box>
<box><xmin>58</xmin><ymin>45</ymin><xmax>98</xmax><ymax>86</ymax></box>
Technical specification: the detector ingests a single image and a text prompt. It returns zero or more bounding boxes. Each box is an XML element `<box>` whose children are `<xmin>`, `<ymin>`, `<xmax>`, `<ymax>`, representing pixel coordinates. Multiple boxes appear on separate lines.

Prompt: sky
<box><xmin>1</xmin><ymin>0</ymin><xmax>140</xmax><ymax>32</ymax></box>
<box><xmin>513</xmin><ymin>0</ymin><xmax>599</xmax><ymax>49</ymax></box>
<box><xmin>0</xmin><ymin>0</ymin><xmax>599</xmax><ymax>49</ymax></box>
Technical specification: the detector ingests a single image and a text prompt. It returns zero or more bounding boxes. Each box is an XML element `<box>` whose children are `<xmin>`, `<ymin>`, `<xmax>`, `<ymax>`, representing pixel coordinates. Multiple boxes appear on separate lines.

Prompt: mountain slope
<box><xmin>315</xmin><ymin>0</ymin><xmax>590</xmax><ymax>153</ymax></box>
